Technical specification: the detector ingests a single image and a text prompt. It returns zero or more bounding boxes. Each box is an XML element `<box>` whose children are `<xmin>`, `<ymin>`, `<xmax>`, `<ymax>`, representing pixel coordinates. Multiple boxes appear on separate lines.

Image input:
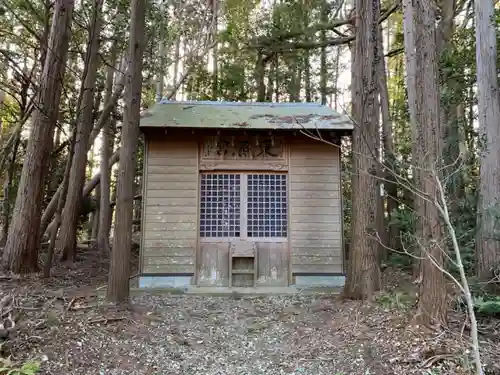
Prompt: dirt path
<box><xmin>0</xmin><ymin>250</ymin><xmax>496</xmax><ymax>375</ymax></box>
<box><xmin>4</xmin><ymin>290</ymin><xmax>482</xmax><ymax>375</ymax></box>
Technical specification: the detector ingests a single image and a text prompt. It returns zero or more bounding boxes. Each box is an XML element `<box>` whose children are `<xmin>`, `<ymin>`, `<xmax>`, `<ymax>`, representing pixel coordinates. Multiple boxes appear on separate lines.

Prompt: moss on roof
<box><xmin>140</xmin><ymin>100</ymin><xmax>353</xmax><ymax>130</ymax></box>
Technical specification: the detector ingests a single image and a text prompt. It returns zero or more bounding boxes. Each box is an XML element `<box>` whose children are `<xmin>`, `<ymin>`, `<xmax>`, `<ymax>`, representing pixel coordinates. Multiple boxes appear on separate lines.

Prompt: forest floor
<box><xmin>0</xmin><ymin>248</ymin><xmax>499</xmax><ymax>375</ymax></box>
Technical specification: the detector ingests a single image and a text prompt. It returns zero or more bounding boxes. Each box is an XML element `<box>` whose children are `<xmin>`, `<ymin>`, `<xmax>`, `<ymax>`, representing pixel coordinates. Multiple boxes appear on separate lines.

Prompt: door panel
<box><xmin>197</xmin><ymin>172</ymin><xmax>290</xmax><ymax>286</ymax></box>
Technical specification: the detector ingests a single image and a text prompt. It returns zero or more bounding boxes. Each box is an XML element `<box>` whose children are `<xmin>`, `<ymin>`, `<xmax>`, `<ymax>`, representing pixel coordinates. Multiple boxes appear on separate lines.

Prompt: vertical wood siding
<box><xmin>289</xmin><ymin>140</ymin><xmax>343</xmax><ymax>273</ymax></box>
<box><xmin>141</xmin><ymin>136</ymin><xmax>198</xmax><ymax>274</ymax></box>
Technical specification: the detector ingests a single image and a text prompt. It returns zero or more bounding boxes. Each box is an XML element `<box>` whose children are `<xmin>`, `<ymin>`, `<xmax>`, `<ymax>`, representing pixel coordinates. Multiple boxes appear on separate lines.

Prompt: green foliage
<box><xmin>456</xmin><ymin>278</ymin><xmax>500</xmax><ymax>317</ymax></box>
<box><xmin>473</xmin><ymin>295</ymin><xmax>500</xmax><ymax>315</ymax></box>
<box><xmin>0</xmin><ymin>359</ymin><xmax>40</xmax><ymax>375</ymax></box>
<box><xmin>0</xmin><ymin>98</ymin><xmax>20</xmax><ymax>135</ymax></box>
<box><xmin>186</xmin><ymin>67</ymin><xmax>215</xmax><ymax>101</ymax></box>
<box><xmin>375</xmin><ymin>291</ymin><xmax>414</xmax><ymax>311</ymax></box>
<box><xmin>223</xmin><ymin>0</ymin><xmax>260</xmax><ymax>41</ymax></box>
<box><xmin>219</xmin><ymin>63</ymin><xmax>249</xmax><ymax>101</ymax></box>
<box><xmin>447</xmin><ymin>191</ymin><xmax>477</xmax><ymax>275</ymax></box>
<box><xmin>386</xmin><ymin>208</ymin><xmax>415</xmax><ymax>269</ymax></box>
<box><xmin>456</xmin><ymin>291</ymin><xmax>500</xmax><ymax>317</ymax></box>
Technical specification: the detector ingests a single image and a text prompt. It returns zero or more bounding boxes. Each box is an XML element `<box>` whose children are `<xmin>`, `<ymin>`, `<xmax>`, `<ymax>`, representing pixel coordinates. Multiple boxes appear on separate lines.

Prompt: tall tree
<box><xmin>2</xmin><ymin>0</ymin><xmax>75</xmax><ymax>273</ymax></box>
<box><xmin>58</xmin><ymin>0</ymin><xmax>104</xmax><ymax>263</ymax></box>
<box><xmin>39</xmin><ymin>71</ymin><xmax>126</xmax><ymax>238</ymax></box>
<box><xmin>0</xmin><ymin>122</ymin><xmax>21</xmax><ymax>245</ymax></box>
<box><xmin>319</xmin><ymin>0</ymin><xmax>329</xmax><ymax>105</ymax></box>
<box><xmin>156</xmin><ymin>0</ymin><xmax>166</xmax><ymax>102</ymax></box>
<box><xmin>107</xmin><ymin>0</ymin><xmax>146</xmax><ymax>303</ymax></box>
<box><xmin>43</xmin><ymin>127</ymin><xmax>77</xmax><ymax>277</ymax></box>
<box><xmin>378</xmin><ymin>25</ymin><xmax>398</xmax><ymax>255</ymax></box>
<box><xmin>344</xmin><ymin>0</ymin><xmax>381</xmax><ymax>299</ymax></box>
<box><xmin>474</xmin><ymin>0</ymin><xmax>500</xmax><ymax>283</ymax></box>
<box><xmin>413</xmin><ymin>0</ymin><xmax>447</xmax><ymax>326</ymax></box>
<box><xmin>97</xmin><ymin>49</ymin><xmax>118</xmax><ymax>253</ymax></box>
<box><xmin>402</xmin><ymin>0</ymin><xmax>421</xmax><ymax>276</ymax></box>
<box><xmin>211</xmin><ymin>0</ymin><xmax>219</xmax><ymax>100</ymax></box>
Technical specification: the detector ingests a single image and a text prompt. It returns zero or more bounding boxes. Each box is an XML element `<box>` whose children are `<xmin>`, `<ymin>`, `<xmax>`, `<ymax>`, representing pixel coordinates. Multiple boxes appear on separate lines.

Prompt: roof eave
<box><xmin>138</xmin><ymin>124</ymin><xmax>354</xmax><ymax>131</ymax></box>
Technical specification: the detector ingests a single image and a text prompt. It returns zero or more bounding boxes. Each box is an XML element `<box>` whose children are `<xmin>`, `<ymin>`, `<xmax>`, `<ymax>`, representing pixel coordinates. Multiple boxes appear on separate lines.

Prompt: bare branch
<box><xmin>434</xmin><ymin>172</ymin><xmax>483</xmax><ymax>375</ymax></box>
<box><xmin>248</xmin><ymin>1</ymin><xmax>402</xmax><ymax>52</ymax></box>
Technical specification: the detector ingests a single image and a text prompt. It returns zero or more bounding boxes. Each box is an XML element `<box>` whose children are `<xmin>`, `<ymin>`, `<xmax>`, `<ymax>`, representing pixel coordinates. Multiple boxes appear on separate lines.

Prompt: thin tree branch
<box><xmin>248</xmin><ymin>0</ymin><xmax>401</xmax><ymax>51</ymax></box>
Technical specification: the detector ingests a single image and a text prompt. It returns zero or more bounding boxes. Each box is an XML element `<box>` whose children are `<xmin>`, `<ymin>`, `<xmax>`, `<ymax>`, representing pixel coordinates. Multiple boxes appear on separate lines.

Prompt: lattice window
<box><xmin>247</xmin><ymin>174</ymin><xmax>287</xmax><ymax>238</ymax></box>
<box><xmin>199</xmin><ymin>174</ymin><xmax>241</xmax><ymax>237</ymax></box>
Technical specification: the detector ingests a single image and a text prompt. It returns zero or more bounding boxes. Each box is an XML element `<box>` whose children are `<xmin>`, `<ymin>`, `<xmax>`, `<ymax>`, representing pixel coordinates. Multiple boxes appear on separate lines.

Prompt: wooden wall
<box><xmin>289</xmin><ymin>138</ymin><xmax>343</xmax><ymax>274</ymax></box>
<box><xmin>141</xmin><ymin>134</ymin><xmax>198</xmax><ymax>274</ymax></box>
<box><xmin>140</xmin><ymin>130</ymin><xmax>344</xmax><ymax>283</ymax></box>
<box><xmin>198</xmin><ymin>241</ymin><xmax>289</xmax><ymax>287</ymax></box>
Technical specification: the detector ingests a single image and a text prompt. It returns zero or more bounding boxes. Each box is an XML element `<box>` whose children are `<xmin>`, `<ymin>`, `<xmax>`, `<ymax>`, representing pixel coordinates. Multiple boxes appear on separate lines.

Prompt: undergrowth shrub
<box><xmin>456</xmin><ymin>276</ymin><xmax>500</xmax><ymax>317</ymax></box>
<box><xmin>0</xmin><ymin>359</ymin><xmax>40</xmax><ymax>375</ymax></box>
<box><xmin>375</xmin><ymin>291</ymin><xmax>415</xmax><ymax>311</ymax></box>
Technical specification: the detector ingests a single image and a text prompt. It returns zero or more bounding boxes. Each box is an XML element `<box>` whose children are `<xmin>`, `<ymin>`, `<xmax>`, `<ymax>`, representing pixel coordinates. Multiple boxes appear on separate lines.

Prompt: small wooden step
<box><xmin>229</xmin><ymin>240</ymin><xmax>258</xmax><ymax>287</ymax></box>
<box><xmin>231</xmin><ymin>269</ymin><xmax>255</xmax><ymax>275</ymax></box>
<box><xmin>230</xmin><ymin>240</ymin><xmax>256</xmax><ymax>258</ymax></box>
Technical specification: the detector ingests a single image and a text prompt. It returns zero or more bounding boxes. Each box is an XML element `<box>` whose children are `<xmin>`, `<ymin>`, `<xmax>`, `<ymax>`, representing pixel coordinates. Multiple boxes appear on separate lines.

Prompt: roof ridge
<box><xmin>157</xmin><ymin>100</ymin><xmax>325</xmax><ymax>108</ymax></box>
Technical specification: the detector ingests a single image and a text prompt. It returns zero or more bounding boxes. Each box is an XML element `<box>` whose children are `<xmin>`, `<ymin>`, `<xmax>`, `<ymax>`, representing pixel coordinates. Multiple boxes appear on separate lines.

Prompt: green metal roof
<box><xmin>140</xmin><ymin>100</ymin><xmax>353</xmax><ymax>130</ymax></box>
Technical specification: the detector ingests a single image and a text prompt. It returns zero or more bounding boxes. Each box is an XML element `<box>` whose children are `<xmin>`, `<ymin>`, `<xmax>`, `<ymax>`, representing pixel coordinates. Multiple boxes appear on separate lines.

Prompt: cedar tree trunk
<box><xmin>106</xmin><ymin>0</ymin><xmax>146</xmax><ymax>303</ymax></box>
<box><xmin>59</xmin><ymin>0</ymin><xmax>103</xmax><ymax>262</ymax></box>
<box><xmin>2</xmin><ymin>0</ymin><xmax>74</xmax><ymax>273</ymax></box>
<box><xmin>343</xmin><ymin>0</ymin><xmax>381</xmax><ymax>299</ymax></box>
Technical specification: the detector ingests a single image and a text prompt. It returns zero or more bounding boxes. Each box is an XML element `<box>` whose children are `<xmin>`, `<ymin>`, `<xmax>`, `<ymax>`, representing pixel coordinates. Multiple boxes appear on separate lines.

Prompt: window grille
<box><xmin>199</xmin><ymin>174</ymin><xmax>241</xmax><ymax>237</ymax></box>
<box><xmin>247</xmin><ymin>174</ymin><xmax>287</xmax><ymax>238</ymax></box>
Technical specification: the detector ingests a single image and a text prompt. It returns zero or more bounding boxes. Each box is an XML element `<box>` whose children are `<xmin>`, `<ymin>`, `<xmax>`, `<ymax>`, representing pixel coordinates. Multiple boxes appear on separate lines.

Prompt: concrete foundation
<box><xmin>138</xmin><ymin>275</ymin><xmax>193</xmax><ymax>289</ymax></box>
<box><xmin>136</xmin><ymin>274</ymin><xmax>345</xmax><ymax>295</ymax></box>
<box><xmin>292</xmin><ymin>275</ymin><xmax>345</xmax><ymax>288</ymax></box>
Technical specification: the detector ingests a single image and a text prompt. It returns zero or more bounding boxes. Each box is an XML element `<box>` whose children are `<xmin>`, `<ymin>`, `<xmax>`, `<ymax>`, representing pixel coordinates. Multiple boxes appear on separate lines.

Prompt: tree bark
<box><xmin>474</xmin><ymin>0</ymin><xmax>500</xmax><ymax>282</ymax></box>
<box><xmin>155</xmin><ymin>1</ymin><xmax>166</xmax><ymax>102</ymax></box>
<box><xmin>413</xmin><ymin>0</ymin><xmax>447</xmax><ymax>327</ymax></box>
<box><xmin>274</xmin><ymin>55</ymin><xmax>280</xmax><ymax>101</ymax></box>
<box><xmin>255</xmin><ymin>52</ymin><xmax>266</xmax><ymax>102</ymax></box>
<box><xmin>377</xmin><ymin>25</ymin><xmax>398</xmax><ymax>256</ymax></box>
<box><xmin>211</xmin><ymin>0</ymin><xmax>218</xmax><ymax>100</ymax></box>
<box><xmin>86</xmin><ymin>149</ymin><xmax>96</xmax><ymax>242</ymax></box>
<box><xmin>266</xmin><ymin>55</ymin><xmax>275</xmax><ymax>101</ymax></box>
<box><xmin>43</xmin><ymin>127</ymin><xmax>76</xmax><ymax>278</ymax></box>
<box><xmin>133</xmin><ymin>177</ymin><xmax>141</xmax><ymax>232</ymax></box>
<box><xmin>108</xmin><ymin>187</ymin><xmax>117</xmax><ymax>239</ymax></box>
<box><xmin>172</xmin><ymin>36</ymin><xmax>181</xmax><ymax>89</ymax></box>
<box><xmin>58</xmin><ymin>0</ymin><xmax>103</xmax><ymax>263</ymax></box>
<box><xmin>438</xmin><ymin>0</ymin><xmax>462</xmax><ymax>213</ymax></box>
<box><xmin>319</xmin><ymin>0</ymin><xmax>328</xmax><ymax>105</ymax></box>
<box><xmin>91</xmin><ymin>188</ymin><xmax>100</xmax><ymax>240</ymax></box>
<box><xmin>43</xmin><ymin>150</ymin><xmax>120</xmax><ymax>237</ymax></box>
<box><xmin>107</xmin><ymin>0</ymin><xmax>146</xmax><ymax>303</ymax></box>
<box><xmin>402</xmin><ymin>0</ymin><xmax>421</xmax><ymax>276</ymax></box>
<box><xmin>2</xmin><ymin>0</ymin><xmax>74</xmax><ymax>273</ymax></box>
<box><xmin>343</xmin><ymin>0</ymin><xmax>381</xmax><ymax>299</ymax></box>
<box><xmin>332</xmin><ymin>48</ymin><xmax>340</xmax><ymax>109</ymax></box>
<box><xmin>97</xmin><ymin>51</ymin><xmax>117</xmax><ymax>253</ymax></box>
<box><xmin>374</xmin><ymin>85</ymin><xmax>385</xmax><ymax>260</ymax></box>
<box><xmin>0</xmin><ymin>133</ymin><xmax>21</xmax><ymax>246</ymax></box>
<box><xmin>303</xmin><ymin>2</ymin><xmax>311</xmax><ymax>103</ymax></box>
<box><xmin>39</xmin><ymin>69</ymin><xmax>126</xmax><ymax>237</ymax></box>
<box><xmin>48</xmin><ymin>125</ymin><xmax>63</xmax><ymax>197</ymax></box>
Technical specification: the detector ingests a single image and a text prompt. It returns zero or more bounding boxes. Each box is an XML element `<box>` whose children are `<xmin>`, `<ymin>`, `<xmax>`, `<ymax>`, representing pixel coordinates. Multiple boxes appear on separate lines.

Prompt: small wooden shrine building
<box><xmin>137</xmin><ymin>100</ymin><xmax>353</xmax><ymax>290</ymax></box>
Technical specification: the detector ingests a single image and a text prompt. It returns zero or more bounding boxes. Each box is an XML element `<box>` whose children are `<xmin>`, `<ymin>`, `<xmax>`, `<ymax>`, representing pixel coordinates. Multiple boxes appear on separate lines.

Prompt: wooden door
<box><xmin>197</xmin><ymin>172</ymin><xmax>289</xmax><ymax>286</ymax></box>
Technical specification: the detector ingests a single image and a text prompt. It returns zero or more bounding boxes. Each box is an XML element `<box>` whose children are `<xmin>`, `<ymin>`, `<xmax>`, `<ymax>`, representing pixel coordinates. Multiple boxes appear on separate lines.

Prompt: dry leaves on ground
<box><xmin>0</xmin><ymin>289</ymin><xmax>495</xmax><ymax>375</ymax></box>
<box><xmin>0</xmin><ymin>253</ymin><xmax>498</xmax><ymax>375</ymax></box>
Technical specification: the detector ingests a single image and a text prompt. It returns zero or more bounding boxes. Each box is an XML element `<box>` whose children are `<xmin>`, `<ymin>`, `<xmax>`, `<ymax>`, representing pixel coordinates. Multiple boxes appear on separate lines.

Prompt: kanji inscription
<box><xmin>201</xmin><ymin>135</ymin><xmax>284</xmax><ymax>161</ymax></box>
